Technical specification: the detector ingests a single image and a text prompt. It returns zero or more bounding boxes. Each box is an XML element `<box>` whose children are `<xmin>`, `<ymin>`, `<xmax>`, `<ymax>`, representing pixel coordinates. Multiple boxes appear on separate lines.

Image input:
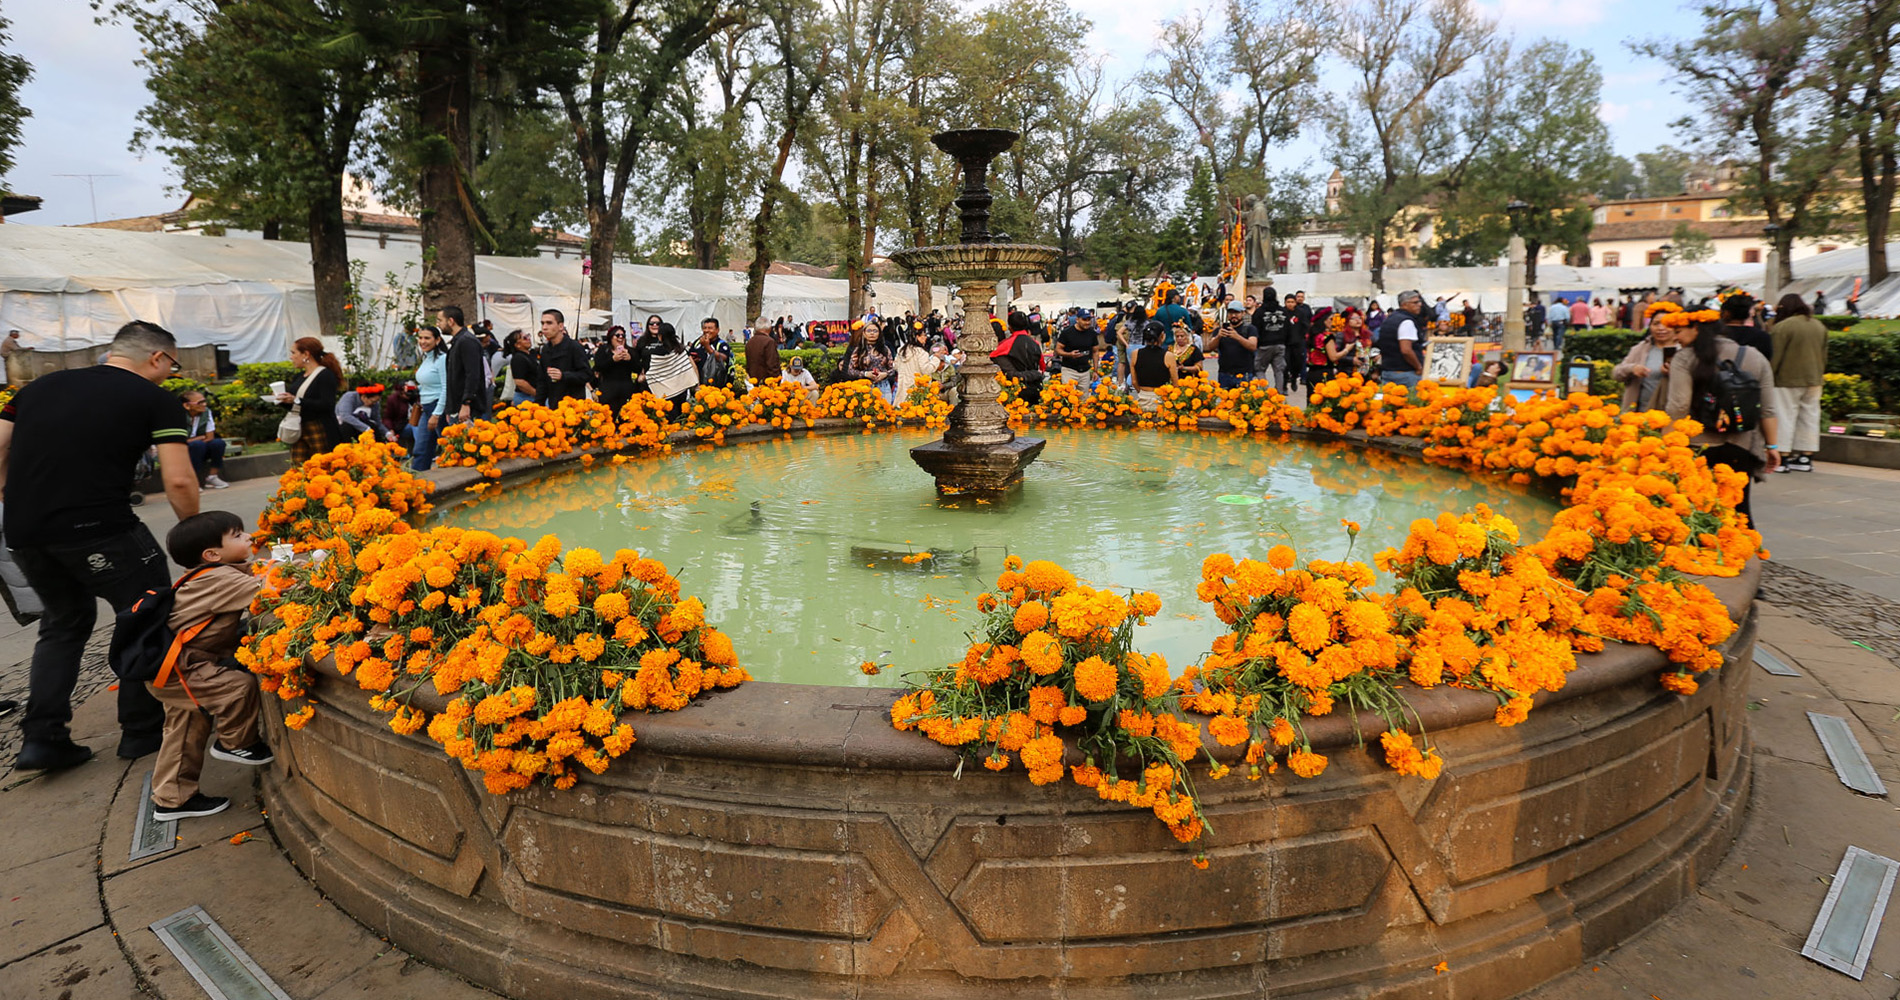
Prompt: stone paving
<box><xmin>1</xmin><ymin>456</ymin><xmax>1897</xmax><ymax>1000</ymax></box>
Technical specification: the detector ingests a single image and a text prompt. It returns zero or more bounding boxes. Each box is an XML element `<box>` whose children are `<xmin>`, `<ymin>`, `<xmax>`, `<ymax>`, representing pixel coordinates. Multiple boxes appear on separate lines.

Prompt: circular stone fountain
<box><xmin>891</xmin><ymin>128</ymin><xmax>1059</xmax><ymax>494</ymax></box>
<box><xmin>259</xmin><ymin>423</ymin><xmax>1759</xmax><ymax>1000</ymax></box>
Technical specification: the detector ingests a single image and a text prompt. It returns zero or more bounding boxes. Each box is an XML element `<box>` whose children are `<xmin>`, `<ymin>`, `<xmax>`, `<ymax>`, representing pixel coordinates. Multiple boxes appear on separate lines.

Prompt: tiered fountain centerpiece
<box><xmin>892</xmin><ymin>128</ymin><xmax>1060</xmax><ymax>493</ymax></box>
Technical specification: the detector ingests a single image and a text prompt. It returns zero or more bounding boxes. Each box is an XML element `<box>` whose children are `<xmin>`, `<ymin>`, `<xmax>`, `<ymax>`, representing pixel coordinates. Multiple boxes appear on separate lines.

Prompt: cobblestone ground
<box><xmin>1758</xmin><ymin>561</ymin><xmax>1900</xmax><ymax>666</ymax></box>
<box><xmin>0</xmin><ymin>632</ymin><xmax>113</xmax><ymax>771</ymax></box>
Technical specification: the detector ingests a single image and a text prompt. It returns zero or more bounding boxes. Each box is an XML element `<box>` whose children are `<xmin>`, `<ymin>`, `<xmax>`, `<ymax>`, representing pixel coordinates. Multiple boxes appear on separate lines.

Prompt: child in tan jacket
<box><xmin>149</xmin><ymin>511</ymin><xmax>271</xmax><ymax>821</ymax></box>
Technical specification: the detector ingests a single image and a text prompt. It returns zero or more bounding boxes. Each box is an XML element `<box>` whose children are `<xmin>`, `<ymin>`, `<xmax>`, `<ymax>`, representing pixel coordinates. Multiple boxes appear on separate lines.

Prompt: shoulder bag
<box><xmin>276</xmin><ymin>369</ymin><xmax>320</xmax><ymax>444</ymax></box>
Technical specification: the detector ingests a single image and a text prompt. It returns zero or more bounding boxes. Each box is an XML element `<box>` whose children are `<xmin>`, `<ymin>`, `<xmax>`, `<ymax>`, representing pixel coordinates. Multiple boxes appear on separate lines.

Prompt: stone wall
<box><xmin>260</xmin><ymin>563</ymin><xmax>1757</xmax><ymax>1000</ymax></box>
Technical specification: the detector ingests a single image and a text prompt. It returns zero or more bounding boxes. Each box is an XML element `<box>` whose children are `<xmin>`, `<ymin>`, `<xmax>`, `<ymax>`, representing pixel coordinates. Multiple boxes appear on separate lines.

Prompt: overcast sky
<box><xmin>6</xmin><ymin>0</ymin><xmax>1697</xmax><ymax>228</ymax></box>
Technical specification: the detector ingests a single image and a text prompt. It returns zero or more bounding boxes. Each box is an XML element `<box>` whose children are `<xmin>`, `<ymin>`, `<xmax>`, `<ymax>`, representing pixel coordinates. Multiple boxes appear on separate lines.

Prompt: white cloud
<box><xmin>1598</xmin><ymin>101</ymin><xmax>1630</xmax><ymax>123</ymax></box>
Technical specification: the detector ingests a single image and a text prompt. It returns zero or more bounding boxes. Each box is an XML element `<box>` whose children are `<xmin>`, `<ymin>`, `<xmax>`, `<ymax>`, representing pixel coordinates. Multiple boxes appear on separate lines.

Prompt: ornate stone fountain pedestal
<box><xmin>892</xmin><ymin>129</ymin><xmax>1059</xmax><ymax>494</ymax></box>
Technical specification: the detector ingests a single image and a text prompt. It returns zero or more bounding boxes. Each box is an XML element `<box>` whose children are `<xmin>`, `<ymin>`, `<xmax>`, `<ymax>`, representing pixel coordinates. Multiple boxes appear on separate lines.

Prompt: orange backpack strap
<box><xmin>150</xmin><ymin>565</ymin><xmax>218</xmax><ymax>690</ymax></box>
<box><xmin>153</xmin><ymin>619</ymin><xmax>211</xmax><ymax>690</ymax></box>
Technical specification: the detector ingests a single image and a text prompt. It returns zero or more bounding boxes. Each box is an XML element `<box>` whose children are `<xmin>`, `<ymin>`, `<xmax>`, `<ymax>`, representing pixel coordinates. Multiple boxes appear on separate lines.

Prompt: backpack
<box><xmin>1693</xmin><ymin>346</ymin><xmax>1763</xmax><ymax>434</ymax></box>
<box><xmin>108</xmin><ymin>566</ymin><xmax>214</xmax><ymax>688</ymax></box>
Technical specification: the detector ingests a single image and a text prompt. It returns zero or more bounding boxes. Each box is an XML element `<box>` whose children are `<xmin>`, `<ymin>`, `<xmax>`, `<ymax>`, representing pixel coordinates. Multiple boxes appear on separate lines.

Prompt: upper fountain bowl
<box><xmin>888</xmin><ymin>243</ymin><xmax>1061</xmax><ymax>284</ymax></box>
<box><xmin>932</xmin><ymin>128</ymin><xmax>1022</xmax><ymax>163</ymax></box>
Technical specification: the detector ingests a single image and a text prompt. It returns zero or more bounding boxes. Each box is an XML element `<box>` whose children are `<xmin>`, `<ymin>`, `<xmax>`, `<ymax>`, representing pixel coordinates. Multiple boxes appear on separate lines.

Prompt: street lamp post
<box><xmin>1762</xmin><ymin>223</ymin><xmax>1782</xmax><ymax>304</ymax></box>
<box><xmin>1503</xmin><ymin>199</ymin><xmax>1529</xmax><ymax>351</ymax></box>
<box><xmin>1656</xmin><ymin>243</ymin><xmax>1673</xmax><ymax>303</ymax></box>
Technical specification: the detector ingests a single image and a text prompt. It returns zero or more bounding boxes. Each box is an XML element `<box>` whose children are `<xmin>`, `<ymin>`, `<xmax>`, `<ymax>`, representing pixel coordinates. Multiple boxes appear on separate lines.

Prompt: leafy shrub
<box><xmin>1822</xmin><ymin>373</ymin><xmax>1878</xmax><ymax>419</ymax></box>
<box><xmin>1561</xmin><ymin>329</ymin><xmax>1643</xmax><ymax>370</ymax></box>
<box><xmin>1825</xmin><ymin>331</ymin><xmax>1900</xmax><ymax>413</ymax></box>
<box><xmin>1816</xmin><ymin>314</ymin><xmax>1859</xmax><ymax>331</ymax></box>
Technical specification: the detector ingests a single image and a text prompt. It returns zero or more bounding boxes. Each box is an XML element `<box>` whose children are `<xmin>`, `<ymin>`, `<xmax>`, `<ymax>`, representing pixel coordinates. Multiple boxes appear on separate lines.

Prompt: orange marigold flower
<box><xmin>1073</xmin><ymin>655</ymin><xmax>1118</xmax><ymax>702</ymax></box>
<box><xmin>1288</xmin><ymin>747</ymin><xmax>1328</xmax><ymax>778</ymax></box>
<box><xmin>1013</xmin><ymin>600</ymin><xmax>1049</xmax><ymax>633</ymax></box>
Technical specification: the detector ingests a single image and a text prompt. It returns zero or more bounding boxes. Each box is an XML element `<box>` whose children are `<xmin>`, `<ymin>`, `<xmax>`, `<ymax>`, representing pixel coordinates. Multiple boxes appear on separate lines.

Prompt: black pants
<box><xmin>13</xmin><ymin>524</ymin><xmax>170</xmax><ymax>745</ymax></box>
<box><xmin>1702</xmin><ymin>443</ymin><xmax>1763</xmax><ymax>526</ymax></box>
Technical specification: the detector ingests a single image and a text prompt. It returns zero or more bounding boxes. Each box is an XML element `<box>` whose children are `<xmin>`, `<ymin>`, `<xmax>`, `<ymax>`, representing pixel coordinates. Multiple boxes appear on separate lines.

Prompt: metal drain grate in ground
<box><xmin>149</xmin><ymin>905</ymin><xmax>292</xmax><ymax>1000</ymax></box>
<box><xmin>1808</xmin><ymin>712</ymin><xmax>1889</xmax><ymax>797</ymax></box>
<box><xmin>129</xmin><ymin>772</ymin><xmax>177</xmax><ymax>862</ymax></box>
<box><xmin>1754</xmin><ymin>646</ymin><xmax>1801</xmax><ymax>676</ymax></box>
<box><xmin>1803</xmin><ymin>847</ymin><xmax>1899</xmax><ymax>979</ymax></box>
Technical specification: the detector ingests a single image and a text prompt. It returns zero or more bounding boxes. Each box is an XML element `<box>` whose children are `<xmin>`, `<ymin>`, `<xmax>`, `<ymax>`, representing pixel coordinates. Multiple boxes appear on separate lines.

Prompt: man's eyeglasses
<box><xmin>157</xmin><ymin>351</ymin><xmax>180</xmax><ymax>374</ymax></box>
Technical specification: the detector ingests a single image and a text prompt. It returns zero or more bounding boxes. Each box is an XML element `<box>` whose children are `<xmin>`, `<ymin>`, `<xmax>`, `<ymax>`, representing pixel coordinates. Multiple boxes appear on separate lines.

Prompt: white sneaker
<box><xmin>203</xmin><ymin>475</ymin><xmax>230</xmax><ymax>490</ymax></box>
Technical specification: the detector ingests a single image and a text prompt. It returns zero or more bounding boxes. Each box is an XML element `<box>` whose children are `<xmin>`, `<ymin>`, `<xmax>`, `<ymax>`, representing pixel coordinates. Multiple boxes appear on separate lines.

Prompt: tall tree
<box><xmin>1815</xmin><ymin>0</ymin><xmax>1899</xmax><ymax>284</ymax></box>
<box><xmin>1326</xmin><ymin>0</ymin><xmax>1505</xmax><ymax>290</ymax></box>
<box><xmin>805</xmin><ymin>0</ymin><xmax>916</xmax><ymax>318</ymax></box>
<box><xmin>1421</xmin><ymin>42</ymin><xmax>1613</xmax><ymax>288</ymax></box>
<box><xmin>1221</xmin><ymin>0</ymin><xmax>1327</xmax><ymax>182</ymax></box>
<box><xmin>551</xmin><ymin>0</ymin><xmax>735</xmax><ymax>325</ymax></box>
<box><xmin>1640</xmin><ymin>0</ymin><xmax>1847</xmax><ymax>287</ymax></box>
<box><xmin>117</xmin><ymin>0</ymin><xmax>382</xmax><ymax>338</ymax></box>
<box><xmin>0</xmin><ymin>8</ymin><xmax>30</xmax><ymax>183</ymax></box>
<box><xmin>656</xmin><ymin>19</ymin><xmax>765</xmax><ymax>271</ymax></box>
<box><xmin>743</xmin><ymin>0</ymin><xmax>830</xmax><ymax>323</ymax></box>
<box><xmin>1137</xmin><ymin>10</ymin><xmax>1233</xmax><ymax>188</ymax></box>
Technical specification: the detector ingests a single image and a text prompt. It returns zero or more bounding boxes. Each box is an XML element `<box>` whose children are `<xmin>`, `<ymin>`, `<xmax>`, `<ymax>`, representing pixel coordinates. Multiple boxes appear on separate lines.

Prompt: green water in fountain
<box><xmin>436</xmin><ymin>428</ymin><xmax>1558</xmax><ymax>687</ymax></box>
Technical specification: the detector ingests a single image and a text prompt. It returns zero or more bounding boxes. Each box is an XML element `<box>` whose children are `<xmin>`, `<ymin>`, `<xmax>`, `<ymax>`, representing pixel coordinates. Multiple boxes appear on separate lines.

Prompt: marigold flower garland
<box><xmin>241</xmin><ymin>524</ymin><xmax>749</xmax><ymax>794</ymax></box>
<box><xmin>891</xmin><ymin>557</ymin><xmax>1210</xmax><ymax>843</ymax></box>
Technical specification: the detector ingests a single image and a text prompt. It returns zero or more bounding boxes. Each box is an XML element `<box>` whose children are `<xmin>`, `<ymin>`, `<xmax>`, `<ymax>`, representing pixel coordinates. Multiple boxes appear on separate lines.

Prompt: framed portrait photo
<box><xmin>1511</xmin><ymin>350</ymin><xmax>1558</xmax><ymax>385</ymax></box>
<box><xmin>1423</xmin><ymin>337</ymin><xmax>1475</xmax><ymax>385</ymax></box>
<box><xmin>1565</xmin><ymin>363</ymin><xmax>1594</xmax><ymax>396</ymax></box>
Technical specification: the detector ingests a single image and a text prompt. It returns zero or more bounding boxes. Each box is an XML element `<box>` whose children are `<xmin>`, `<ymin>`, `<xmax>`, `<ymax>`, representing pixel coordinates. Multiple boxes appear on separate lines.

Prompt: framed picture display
<box><xmin>1510</xmin><ymin>350</ymin><xmax>1558</xmax><ymax>385</ymax></box>
<box><xmin>1565</xmin><ymin>363</ymin><xmax>1594</xmax><ymax>396</ymax></box>
<box><xmin>1423</xmin><ymin>336</ymin><xmax>1475</xmax><ymax>385</ymax></box>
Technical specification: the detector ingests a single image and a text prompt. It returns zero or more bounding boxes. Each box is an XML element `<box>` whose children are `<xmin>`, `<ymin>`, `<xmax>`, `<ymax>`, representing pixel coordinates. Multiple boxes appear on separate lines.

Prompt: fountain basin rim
<box><xmin>420</xmin><ymin>420</ymin><xmax>1760</xmax><ymax>771</ymax></box>
<box><xmin>888</xmin><ymin>242</ymin><xmax>1061</xmax><ymax>282</ymax></box>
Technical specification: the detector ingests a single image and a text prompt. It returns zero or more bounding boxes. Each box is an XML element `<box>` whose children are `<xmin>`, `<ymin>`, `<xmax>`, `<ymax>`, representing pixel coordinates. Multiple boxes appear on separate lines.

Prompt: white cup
<box><xmin>269</xmin><ymin>380</ymin><xmax>286</xmax><ymax>395</ymax></box>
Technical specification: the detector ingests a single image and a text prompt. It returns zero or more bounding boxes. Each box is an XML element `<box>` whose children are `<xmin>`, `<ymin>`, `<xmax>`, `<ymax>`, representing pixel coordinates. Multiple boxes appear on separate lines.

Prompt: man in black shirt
<box><xmin>1053</xmin><ymin>312</ymin><xmax>1102</xmax><ymax>386</ymax></box>
<box><xmin>535</xmin><ymin>309</ymin><xmax>591</xmax><ymax>405</ymax></box>
<box><xmin>0</xmin><ymin>321</ymin><xmax>200</xmax><ymax>770</ymax></box>
<box><xmin>1719</xmin><ymin>293</ymin><xmax>1772</xmax><ymax>360</ymax></box>
<box><xmin>440</xmin><ymin>305</ymin><xmax>491</xmax><ymax>423</ymax></box>
<box><xmin>1211</xmin><ymin>303</ymin><xmax>1259</xmax><ymax>388</ymax></box>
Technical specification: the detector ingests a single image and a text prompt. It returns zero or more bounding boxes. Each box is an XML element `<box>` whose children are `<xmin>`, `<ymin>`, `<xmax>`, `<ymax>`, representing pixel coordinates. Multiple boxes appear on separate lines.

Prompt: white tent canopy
<box><xmin>0</xmin><ymin>226</ymin><xmax>916</xmax><ymax>365</ymax></box>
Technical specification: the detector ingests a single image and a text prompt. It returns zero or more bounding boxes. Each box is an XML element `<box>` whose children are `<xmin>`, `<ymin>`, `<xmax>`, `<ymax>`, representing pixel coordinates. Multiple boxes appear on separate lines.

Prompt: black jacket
<box><xmin>538</xmin><ymin>336</ymin><xmax>591</xmax><ymax>404</ymax></box>
<box><xmin>443</xmin><ymin>329</ymin><xmax>488</xmax><ymax>412</ymax></box>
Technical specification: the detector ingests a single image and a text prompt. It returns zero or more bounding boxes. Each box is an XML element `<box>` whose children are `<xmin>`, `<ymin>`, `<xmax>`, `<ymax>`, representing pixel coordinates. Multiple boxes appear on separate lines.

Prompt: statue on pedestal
<box><xmin>1243</xmin><ymin>195</ymin><xmax>1274</xmax><ymax>279</ymax></box>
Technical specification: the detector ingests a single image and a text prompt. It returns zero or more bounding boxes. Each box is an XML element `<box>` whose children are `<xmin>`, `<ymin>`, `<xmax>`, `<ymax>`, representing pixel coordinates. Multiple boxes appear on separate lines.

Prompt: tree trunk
<box><xmin>916</xmin><ymin>276</ymin><xmax>932</xmax><ymax>317</ymax></box>
<box><xmin>308</xmin><ymin>185</ymin><xmax>351</xmax><ymax>344</ymax></box>
<box><xmin>587</xmin><ymin>205</ymin><xmax>620</xmax><ymax>324</ymax></box>
<box><xmin>1369</xmin><ymin>228</ymin><xmax>1387</xmax><ymax>292</ymax></box>
<box><xmin>417</xmin><ymin>37</ymin><xmax>479</xmax><ymax>313</ymax></box>
<box><xmin>262</xmin><ymin>218</ymin><xmax>282</xmax><ymax>241</ymax></box>
<box><xmin>1861</xmin><ymin>139</ymin><xmax>1895</xmax><ymax>286</ymax></box>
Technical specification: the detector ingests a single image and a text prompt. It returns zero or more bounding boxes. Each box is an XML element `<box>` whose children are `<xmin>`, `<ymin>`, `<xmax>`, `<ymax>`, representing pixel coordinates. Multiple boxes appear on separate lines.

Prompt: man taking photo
<box><xmin>1211</xmin><ymin>303</ymin><xmax>1258</xmax><ymax>388</ymax></box>
<box><xmin>1</xmin><ymin>321</ymin><xmax>200</xmax><ymax>770</ymax></box>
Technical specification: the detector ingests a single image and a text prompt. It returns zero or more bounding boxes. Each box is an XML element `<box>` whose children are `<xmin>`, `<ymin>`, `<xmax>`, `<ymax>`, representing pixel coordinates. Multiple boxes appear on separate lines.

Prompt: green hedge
<box><xmin>1826</xmin><ymin>331</ymin><xmax>1900</xmax><ymax>413</ymax></box>
<box><xmin>1561</xmin><ymin>328</ymin><xmax>1643</xmax><ymax>370</ymax></box>
<box><xmin>1817</xmin><ymin>314</ymin><xmax>1860</xmax><ymax>331</ymax></box>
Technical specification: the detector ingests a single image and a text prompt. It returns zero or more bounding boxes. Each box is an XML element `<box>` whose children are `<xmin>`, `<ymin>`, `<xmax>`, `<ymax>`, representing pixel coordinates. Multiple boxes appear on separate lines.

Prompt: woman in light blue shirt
<box><xmin>410</xmin><ymin>326</ymin><xmax>448</xmax><ymax>471</ymax></box>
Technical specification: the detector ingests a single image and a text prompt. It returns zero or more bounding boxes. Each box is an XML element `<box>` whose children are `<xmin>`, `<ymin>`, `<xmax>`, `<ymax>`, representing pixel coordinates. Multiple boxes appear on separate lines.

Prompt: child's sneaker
<box><xmin>209</xmin><ymin>741</ymin><xmax>275</xmax><ymax>766</ymax></box>
<box><xmin>153</xmin><ymin>793</ymin><xmax>230</xmax><ymax>820</ymax></box>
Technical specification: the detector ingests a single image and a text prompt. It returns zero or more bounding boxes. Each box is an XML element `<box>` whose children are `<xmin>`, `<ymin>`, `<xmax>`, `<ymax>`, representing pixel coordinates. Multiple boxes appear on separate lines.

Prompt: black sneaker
<box><xmin>152</xmin><ymin>794</ymin><xmax>230</xmax><ymax>821</ymax></box>
<box><xmin>117</xmin><ymin>731</ymin><xmax>163</xmax><ymax>760</ymax></box>
<box><xmin>15</xmin><ymin>739</ymin><xmax>95</xmax><ymax>770</ymax></box>
<box><xmin>0</xmin><ymin>698</ymin><xmax>18</xmax><ymax>718</ymax></box>
<box><xmin>209</xmin><ymin>741</ymin><xmax>275</xmax><ymax>766</ymax></box>
<box><xmin>1793</xmin><ymin>454</ymin><xmax>1814</xmax><ymax>472</ymax></box>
